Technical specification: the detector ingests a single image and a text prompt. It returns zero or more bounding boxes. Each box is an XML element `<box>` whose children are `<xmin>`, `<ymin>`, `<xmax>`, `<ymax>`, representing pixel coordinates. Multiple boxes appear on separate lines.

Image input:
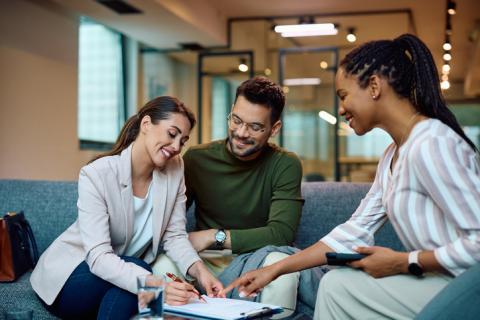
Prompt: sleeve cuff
<box><xmin>320</xmin><ymin>236</ymin><xmax>355</xmax><ymax>253</ymax></box>
<box><xmin>433</xmin><ymin>247</ymin><xmax>466</xmax><ymax>277</ymax></box>
<box><xmin>178</xmin><ymin>254</ymin><xmax>202</xmax><ymax>278</ymax></box>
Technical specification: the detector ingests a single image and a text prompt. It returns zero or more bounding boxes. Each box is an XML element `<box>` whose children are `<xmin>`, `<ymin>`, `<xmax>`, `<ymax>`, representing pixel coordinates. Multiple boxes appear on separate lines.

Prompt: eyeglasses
<box><xmin>227</xmin><ymin>113</ymin><xmax>266</xmax><ymax>135</ymax></box>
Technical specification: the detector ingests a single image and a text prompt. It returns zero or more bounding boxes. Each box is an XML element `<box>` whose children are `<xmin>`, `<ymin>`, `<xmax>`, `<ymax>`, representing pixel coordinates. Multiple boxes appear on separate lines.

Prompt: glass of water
<box><xmin>137</xmin><ymin>274</ymin><xmax>165</xmax><ymax>319</ymax></box>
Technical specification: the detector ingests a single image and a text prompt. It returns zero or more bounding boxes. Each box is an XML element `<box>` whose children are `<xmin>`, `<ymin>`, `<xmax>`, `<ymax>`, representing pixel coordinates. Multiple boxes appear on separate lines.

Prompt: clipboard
<box><xmin>164</xmin><ymin>296</ymin><xmax>283</xmax><ymax>319</ymax></box>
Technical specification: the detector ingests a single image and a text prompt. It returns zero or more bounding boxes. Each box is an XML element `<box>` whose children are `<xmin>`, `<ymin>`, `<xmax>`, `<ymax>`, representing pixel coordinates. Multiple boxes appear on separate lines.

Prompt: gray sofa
<box><xmin>0</xmin><ymin>179</ymin><xmax>404</xmax><ymax>319</ymax></box>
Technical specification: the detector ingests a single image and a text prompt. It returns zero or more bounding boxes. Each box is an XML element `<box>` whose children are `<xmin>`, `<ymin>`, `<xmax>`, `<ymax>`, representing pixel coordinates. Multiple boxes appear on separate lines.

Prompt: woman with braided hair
<box><xmin>222</xmin><ymin>34</ymin><xmax>480</xmax><ymax>319</ymax></box>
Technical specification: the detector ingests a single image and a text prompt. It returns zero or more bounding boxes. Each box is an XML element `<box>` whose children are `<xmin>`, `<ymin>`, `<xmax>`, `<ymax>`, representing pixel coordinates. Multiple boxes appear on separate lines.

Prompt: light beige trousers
<box><xmin>314</xmin><ymin>268</ymin><xmax>452</xmax><ymax>320</ymax></box>
<box><xmin>152</xmin><ymin>251</ymin><xmax>299</xmax><ymax>318</ymax></box>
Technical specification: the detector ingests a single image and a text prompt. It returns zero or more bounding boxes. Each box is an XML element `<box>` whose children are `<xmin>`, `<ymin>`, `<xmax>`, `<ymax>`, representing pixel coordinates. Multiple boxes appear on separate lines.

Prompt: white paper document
<box><xmin>164</xmin><ymin>296</ymin><xmax>283</xmax><ymax>319</ymax></box>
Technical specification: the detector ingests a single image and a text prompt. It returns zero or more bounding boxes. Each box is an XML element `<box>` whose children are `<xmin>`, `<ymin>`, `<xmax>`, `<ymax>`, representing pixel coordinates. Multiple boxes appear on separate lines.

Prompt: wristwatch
<box><xmin>214</xmin><ymin>229</ymin><xmax>227</xmax><ymax>249</ymax></box>
<box><xmin>408</xmin><ymin>250</ymin><xmax>424</xmax><ymax>277</ymax></box>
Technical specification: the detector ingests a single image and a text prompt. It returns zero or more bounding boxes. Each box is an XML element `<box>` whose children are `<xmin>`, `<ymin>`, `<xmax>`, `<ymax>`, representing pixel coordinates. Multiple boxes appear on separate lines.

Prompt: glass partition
<box><xmin>198</xmin><ymin>52</ymin><xmax>253</xmax><ymax>143</ymax></box>
<box><xmin>279</xmin><ymin>48</ymin><xmax>339</xmax><ymax>181</ymax></box>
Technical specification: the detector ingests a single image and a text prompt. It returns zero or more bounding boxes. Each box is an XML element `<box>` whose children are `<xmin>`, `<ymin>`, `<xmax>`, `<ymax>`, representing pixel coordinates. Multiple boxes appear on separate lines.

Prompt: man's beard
<box><xmin>227</xmin><ymin>133</ymin><xmax>263</xmax><ymax>159</ymax></box>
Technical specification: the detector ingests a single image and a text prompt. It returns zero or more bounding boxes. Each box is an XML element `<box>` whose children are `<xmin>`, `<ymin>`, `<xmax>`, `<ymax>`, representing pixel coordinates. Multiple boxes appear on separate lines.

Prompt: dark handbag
<box><xmin>0</xmin><ymin>211</ymin><xmax>39</xmax><ymax>282</ymax></box>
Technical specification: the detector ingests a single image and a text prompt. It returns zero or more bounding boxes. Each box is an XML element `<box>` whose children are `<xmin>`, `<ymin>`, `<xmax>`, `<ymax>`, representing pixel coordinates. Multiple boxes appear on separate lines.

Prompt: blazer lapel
<box><xmin>151</xmin><ymin>168</ymin><xmax>168</xmax><ymax>255</ymax></box>
<box><xmin>119</xmin><ymin>145</ymin><xmax>134</xmax><ymax>251</ymax></box>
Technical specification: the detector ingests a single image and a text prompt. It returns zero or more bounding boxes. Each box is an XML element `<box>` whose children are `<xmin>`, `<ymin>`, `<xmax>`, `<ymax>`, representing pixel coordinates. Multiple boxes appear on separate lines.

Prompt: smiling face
<box><xmin>142</xmin><ymin>112</ymin><xmax>191</xmax><ymax>168</ymax></box>
<box><xmin>335</xmin><ymin>68</ymin><xmax>379</xmax><ymax>136</ymax></box>
<box><xmin>227</xmin><ymin>95</ymin><xmax>281</xmax><ymax>161</ymax></box>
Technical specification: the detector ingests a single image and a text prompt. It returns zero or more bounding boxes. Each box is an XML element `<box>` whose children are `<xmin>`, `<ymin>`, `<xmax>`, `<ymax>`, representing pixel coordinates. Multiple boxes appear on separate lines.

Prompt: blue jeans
<box><xmin>43</xmin><ymin>256</ymin><xmax>151</xmax><ymax>320</ymax></box>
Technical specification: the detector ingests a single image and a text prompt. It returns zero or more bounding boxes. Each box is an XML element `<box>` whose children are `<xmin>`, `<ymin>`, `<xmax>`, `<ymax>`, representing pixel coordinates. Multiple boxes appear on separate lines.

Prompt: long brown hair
<box><xmin>90</xmin><ymin>96</ymin><xmax>196</xmax><ymax>163</ymax></box>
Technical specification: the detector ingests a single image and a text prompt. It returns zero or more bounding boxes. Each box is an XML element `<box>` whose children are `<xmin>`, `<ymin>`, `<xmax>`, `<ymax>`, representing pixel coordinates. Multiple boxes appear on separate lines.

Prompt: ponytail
<box><xmin>340</xmin><ymin>33</ymin><xmax>477</xmax><ymax>152</ymax></box>
<box><xmin>89</xmin><ymin>115</ymin><xmax>141</xmax><ymax>163</ymax></box>
<box><xmin>89</xmin><ymin>96</ymin><xmax>196</xmax><ymax>163</ymax></box>
<box><xmin>395</xmin><ymin>34</ymin><xmax>477</xmax><ymax>152</ymax></box>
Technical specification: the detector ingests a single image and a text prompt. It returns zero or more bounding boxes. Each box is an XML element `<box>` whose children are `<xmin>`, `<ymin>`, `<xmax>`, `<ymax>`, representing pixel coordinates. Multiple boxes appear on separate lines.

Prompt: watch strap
<box><xmin>408</xmin><ymin>250</ymin><xmax>421</xmax><ymax>265</ymax></box>
<box><xmin>408</xmin><ymin>250</ymin><xmax>424</xmax><ymax>277</ymax></box>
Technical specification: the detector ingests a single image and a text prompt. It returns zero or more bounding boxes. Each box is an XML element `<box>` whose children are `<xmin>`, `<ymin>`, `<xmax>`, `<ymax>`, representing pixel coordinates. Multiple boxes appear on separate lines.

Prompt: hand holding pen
<box><xmin>166</xmin><ymin>272</ymin><xmax>207</xmax><ymax>303</ymax></box>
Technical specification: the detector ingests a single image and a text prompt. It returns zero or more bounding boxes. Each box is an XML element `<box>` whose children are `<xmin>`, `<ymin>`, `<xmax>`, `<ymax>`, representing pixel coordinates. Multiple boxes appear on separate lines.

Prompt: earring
<box><xmin>372</xmin><ymin>95</ymin><xmax>377</xmax><ymax>100</ymax></box>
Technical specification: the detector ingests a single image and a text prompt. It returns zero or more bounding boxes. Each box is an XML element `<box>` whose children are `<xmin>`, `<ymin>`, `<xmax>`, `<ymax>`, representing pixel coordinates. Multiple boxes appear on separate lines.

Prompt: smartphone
<box><xmin>325</xmin><ymin>252</ymin><xmax>366</xmax><ymax>266</ymax></box>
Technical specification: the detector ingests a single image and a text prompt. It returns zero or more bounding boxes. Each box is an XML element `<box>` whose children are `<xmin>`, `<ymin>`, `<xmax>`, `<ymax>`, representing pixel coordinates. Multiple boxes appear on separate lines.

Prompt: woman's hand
<box><xmin>164</xmin><ymin>280</ymin><xmax>199</xmax><ymax>306</ymax></box>
<box><xmin>348</xmin><ymin>246</ymin><xmax>408</xmax><ymax>278</ymax></box>
<box><xmin>221</xmin><ymin>265</ymin><xmax>277</xmax><ymax>298</ymax></box>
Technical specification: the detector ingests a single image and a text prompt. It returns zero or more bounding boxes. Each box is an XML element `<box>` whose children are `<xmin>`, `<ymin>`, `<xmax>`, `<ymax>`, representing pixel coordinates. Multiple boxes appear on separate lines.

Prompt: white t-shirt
<box><xmin>124</xmin><ymin>183</ymin><xmax>153</xmax><ymax>258</ymax></box>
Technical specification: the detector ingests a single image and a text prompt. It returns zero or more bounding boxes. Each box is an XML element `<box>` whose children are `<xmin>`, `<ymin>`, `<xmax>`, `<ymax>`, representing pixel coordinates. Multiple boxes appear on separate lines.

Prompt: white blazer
<box><xmin>30</xmin><ymin>145</ymin><xmax>200</xmax><ymax>305</ymax></box>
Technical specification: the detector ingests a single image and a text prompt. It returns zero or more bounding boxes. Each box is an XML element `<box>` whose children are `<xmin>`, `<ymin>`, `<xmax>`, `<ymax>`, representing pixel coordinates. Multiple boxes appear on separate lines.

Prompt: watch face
<box><xmin>408</xmin><ymin>263</ymin><xmax>424</xmax><ymax>276</ymax></box>
<box><xmin>215</xmin><ymin>231</ymin><xmax>226</xmax><ymax>242</ymax></box>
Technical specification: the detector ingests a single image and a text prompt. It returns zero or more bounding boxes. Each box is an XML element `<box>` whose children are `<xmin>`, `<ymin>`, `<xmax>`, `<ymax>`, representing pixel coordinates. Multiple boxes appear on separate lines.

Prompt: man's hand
<box><xmin>348</xmin><ymin>246</ymin><xmax>409</xmax><ymax>278</ymax></box>
<box><xmin>188</xmin><ymin>230</ymin><xmax>215</xmax><ymax>252</ymax></box>
<box><xmin>188</xmin><ymin>261</ymin><xmax>225</xmax><ymax>298</ymax></box>
<box><xmin>220</xmin><ymin>265</ymin><xmax>277</xmax><ymax>298</ymax></box>
<box><xmin>197</xmin><ymin>269</ymin><xmax>225</xmax><ymax>298</ymax></box>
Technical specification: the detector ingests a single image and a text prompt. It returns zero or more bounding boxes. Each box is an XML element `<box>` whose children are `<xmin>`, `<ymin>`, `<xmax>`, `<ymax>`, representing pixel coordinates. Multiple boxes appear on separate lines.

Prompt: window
<box><xmin>211</xmin><ymin>77</ymin><xmax>234</xmax><ymax>141</ymax></box>
<box><xmin>78</xmin><ymin>18</ymin><xmax>124</xmax><ymax>147</ymax></box>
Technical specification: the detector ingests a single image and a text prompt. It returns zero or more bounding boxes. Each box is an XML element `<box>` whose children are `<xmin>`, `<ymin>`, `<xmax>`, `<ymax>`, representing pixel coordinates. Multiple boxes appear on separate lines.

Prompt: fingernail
<box><xmin>352</xmin><ymin>246</ymin><xmax>358</xmax><ymax>250</ymax></box>
<box><xmin>251</xmin><ymin>293</ymin><xmax>257</xmax><ymax>297</ymax></box>
<box><xmin>239</xmin><ymin>292</ymin><xmax>246</xmax><ymax>298</ymax></box>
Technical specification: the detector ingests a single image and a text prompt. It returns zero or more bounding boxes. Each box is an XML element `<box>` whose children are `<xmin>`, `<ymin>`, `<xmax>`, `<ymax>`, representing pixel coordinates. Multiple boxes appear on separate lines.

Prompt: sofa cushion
<box><xmin>0</xmin><ymin>272</ymin><xmax>59</xmax><ymax>319</ymax></box>
<box><xmin>296</xmin><ymin>182</ymin><xmax>403</xmax><ymax>251</ymax></box>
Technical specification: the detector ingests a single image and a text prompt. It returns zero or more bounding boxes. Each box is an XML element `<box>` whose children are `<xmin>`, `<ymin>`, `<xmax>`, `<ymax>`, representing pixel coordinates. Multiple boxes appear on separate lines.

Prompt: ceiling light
<box><xmin>443</xmin><ymin>35</ymin><xmax>452</xmax><ymax>50</ymax></box>
<box><xmin>346</xmin><ymin>27</ymin><xmax>357</xmax><ymax>43</ymax></box>
<box><xmin>238</xmin><ymin>58</ymin><xmax>248</xmax><ymax>72</ymax></box>
<box><xmin>320</xmin><ymin>61</ymin><xmax>328</xmax><ymax>69</ymax></box>
<box><xmin>264</xmin><ymin>68</ymin><xmax>272</xmax><ymax>76</ymax></box>
<box><xmin>318</xmin><ymin>111</ymin><xmax>337</xmax><ymax>125</ymax></box>
<box><xmin>442</xmin><ymin>63</ymin><xmax>451</xmax><ymax>74</ymax></box>
<box><xmin>284</xmin><ymin>78</ymin><xmax>321</xmax><ymax>86</ymax></box>
<box><xmin>447</xmin><ymin>0</ymin><xmax>456</xmax><ymax>15</ymax></box>
<box><xmin>441</xmin><ymin>80</ymin><xmax>450</xmax><ymax>90</ymax></box>
<box><xmin>274</xmin><ymin>23</ymin><xmax>338</xmax><ymax>37</ymax></box>
<box><xmin>443</xmin><ymin>52</ymin><xmax>452</xmax><ymax>61</ymax></box>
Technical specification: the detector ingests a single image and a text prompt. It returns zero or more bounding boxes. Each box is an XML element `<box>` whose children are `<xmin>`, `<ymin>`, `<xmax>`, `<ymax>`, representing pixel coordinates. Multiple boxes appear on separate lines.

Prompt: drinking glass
<box><xmin>137</xmin><ymin>274</ymin><xmax>165</xmax><ymax>319</ymax></box>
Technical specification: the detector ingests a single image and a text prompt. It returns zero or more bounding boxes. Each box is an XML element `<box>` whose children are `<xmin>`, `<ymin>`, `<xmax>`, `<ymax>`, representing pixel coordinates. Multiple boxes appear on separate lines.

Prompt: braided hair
<box><xmin>340</xmin><ymin>33</ymin><xmax>477</xmax><ymax>152</ymax></box>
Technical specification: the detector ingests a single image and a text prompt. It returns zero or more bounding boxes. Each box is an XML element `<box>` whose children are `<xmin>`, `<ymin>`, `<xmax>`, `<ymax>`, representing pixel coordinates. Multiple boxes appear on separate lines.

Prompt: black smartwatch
<box><xmin>408</xmin><ymin>250</ymin><xmax>424</xmax><ymax>277</ymax></box>
<box><xmin>214</xmin><ymin>229</ymin><xmax>227</xmax><ymax>249</ymax></box>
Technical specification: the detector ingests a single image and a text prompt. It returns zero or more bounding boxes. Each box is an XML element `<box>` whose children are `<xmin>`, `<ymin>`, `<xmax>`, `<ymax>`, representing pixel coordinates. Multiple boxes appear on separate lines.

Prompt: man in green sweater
<box><xmin>154</xmin><ymin>77</ymin><xmax>303</xmax><ymax>315</ymax></box>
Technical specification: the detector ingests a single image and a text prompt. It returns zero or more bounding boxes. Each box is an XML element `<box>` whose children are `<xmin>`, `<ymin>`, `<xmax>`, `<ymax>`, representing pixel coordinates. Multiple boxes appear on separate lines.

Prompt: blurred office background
<box><xmin>1</xmin><ymin>0</ymin><xmax>479</xmax><ymax>182</ymax></box>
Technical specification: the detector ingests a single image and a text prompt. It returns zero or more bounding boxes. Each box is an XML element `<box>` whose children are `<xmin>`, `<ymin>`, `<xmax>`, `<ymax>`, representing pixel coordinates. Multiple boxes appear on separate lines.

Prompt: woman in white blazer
<box><xmin>31</xmin><ymin>96</ymin><xmax>223</xmax><ymax>319</ymax></box>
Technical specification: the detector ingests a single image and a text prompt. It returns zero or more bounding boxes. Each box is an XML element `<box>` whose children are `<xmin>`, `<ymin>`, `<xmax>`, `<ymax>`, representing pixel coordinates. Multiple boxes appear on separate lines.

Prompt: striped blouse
<box><xmin>321</xmin><ymin>118</ymin><xmax>480</xmax><ymax>276</ymax></box>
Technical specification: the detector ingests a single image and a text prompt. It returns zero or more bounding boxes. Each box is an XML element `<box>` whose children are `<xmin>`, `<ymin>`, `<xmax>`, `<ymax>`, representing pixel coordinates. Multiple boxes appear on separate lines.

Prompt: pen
<box><xmin>166</xmin><ymin>272</ymin><xmax>207</xmax><ymax>303</ymax></box>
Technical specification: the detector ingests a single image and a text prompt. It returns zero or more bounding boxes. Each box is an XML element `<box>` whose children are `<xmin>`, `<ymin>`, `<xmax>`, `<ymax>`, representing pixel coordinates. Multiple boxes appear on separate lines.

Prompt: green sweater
<box><xmin>183</xmin><ymin>139</ymin><xmax>304</xmax><ymax>254</ymax></box>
